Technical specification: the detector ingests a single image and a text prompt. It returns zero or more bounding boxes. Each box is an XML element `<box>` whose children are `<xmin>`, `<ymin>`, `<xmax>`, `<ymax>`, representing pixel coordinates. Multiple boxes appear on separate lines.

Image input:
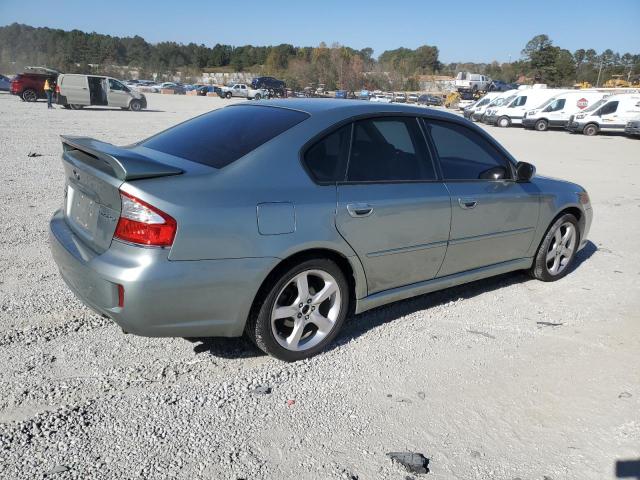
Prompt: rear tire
<box><xmin>530</xmin><ymin>213</ymin><xmax>580</xmax><ymax>282</ymax></box>
<box><xmin>583</xmin><ymin>123</ymin><xmax>599</xmax><ymax>136</ymax></box>
<box><xmin>245</xmin><ymin>258</ymin><xmax>349</xmax><ymax>362</ymax></box>
<box><xmin>535</xmin><ymin>119</ymin><xmax>548</xmax><ymax>131</ymax></box>
<box><xmin>497</xmin><ymin>116</ymin><xmax>511</xmax><ymax>128</ymax></box>
<box><xmin>254</xmin><ymin>93</ymin><xmax>261</xmax><ymax>100</ymax></box>
<box><xmin>22</xmin><ymin>89</ymin><xmax>37</xmax><ymax>102</ymax></box>
<box><xmin>69</xmin><ymin>104</ymin><xmax>84</xmax><ymax>110</ymax></box>
<box><xmin>225</xmin><ymin>92</ymin><xmax>232</xmax><ymax>99</ymax></box>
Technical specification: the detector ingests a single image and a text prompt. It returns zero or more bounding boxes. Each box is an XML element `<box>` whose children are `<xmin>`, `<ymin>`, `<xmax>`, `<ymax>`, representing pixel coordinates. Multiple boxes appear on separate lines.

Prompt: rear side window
<box><xmin>303</xmin><ymin>124</ymin><xmax>351</xmax><ymax>182</ymax></box>
<box><xmin>142</xmin><ymin>106</ymin><xmax>309</xmax><ymax>168</ymax></box>
<box><xmin>347</xmin><ymin>117</ymin><xmax>436</xmax><ymax>182</ymax></box>
<box><xmin>425</xmin><ymin>120</ymin><xmax>511</xmax><ymax>181</ymax></box>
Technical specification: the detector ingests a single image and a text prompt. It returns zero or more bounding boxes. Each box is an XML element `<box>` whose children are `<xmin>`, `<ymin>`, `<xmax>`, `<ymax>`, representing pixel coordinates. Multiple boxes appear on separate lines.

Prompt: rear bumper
<box><xmin>49</xmin><ymin>210</ymin><xmax>275</xmax><ymax>338</ymax></box>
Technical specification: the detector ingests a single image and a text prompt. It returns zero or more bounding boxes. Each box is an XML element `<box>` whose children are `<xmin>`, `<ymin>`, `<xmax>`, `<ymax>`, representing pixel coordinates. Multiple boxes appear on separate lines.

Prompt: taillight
<box><xmin>55</xmin><ymin>85</ymin><xmax>60</xmax><ymax>93</ymax></box>
<box><xmin>114</xmin><ymin>191</ymin><xmax>177</xmax><ymax>247</ymax></box>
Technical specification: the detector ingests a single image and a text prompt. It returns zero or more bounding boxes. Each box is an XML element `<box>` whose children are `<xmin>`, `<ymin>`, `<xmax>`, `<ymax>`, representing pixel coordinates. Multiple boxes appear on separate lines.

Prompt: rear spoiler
<box><xmin>61</xmin><ymin>135</ymin><xmax>183</xmax><ymax>181</ymax></box>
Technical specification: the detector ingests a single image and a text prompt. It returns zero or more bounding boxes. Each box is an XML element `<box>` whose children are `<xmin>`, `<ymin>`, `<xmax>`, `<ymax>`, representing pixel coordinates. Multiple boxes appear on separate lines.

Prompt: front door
<box><xmin>107</xmin><ymin>78</ymin><xmax>131</xmax><ymax>108</ymax></box>
<box><xmin>545</xmin><ymin>97</ymin><xmax>567</xmax><ymax>127</ymax></box>
<box><xmin>335</xmin><ymin>116</ymin><xmax>451</xmax><ymax>294</ymax></box>
<box><xmin>598</xmin><ymin>100</ymin><xmax>622</xmax><ymax>131</ymax></box>
<box><xmin>423</xmin><ymin>118</ymin><xmax>540</xmax><ymax>277</ymax></box>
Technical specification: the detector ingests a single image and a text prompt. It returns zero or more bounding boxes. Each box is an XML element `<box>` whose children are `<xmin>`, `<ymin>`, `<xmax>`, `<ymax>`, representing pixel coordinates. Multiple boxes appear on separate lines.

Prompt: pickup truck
<box><xmin>219</xmin><ymin>83</ymin><xmax>268</xmax><ymax>100</ymax></box>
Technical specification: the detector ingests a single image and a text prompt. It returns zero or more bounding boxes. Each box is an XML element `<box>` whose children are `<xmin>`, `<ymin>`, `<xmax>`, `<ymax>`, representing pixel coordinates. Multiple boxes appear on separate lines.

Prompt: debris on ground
<box><xmin>386</xmin><ymin>452</ymin><xmax>430</xmax><ymax>474</ymax></box>
<box><xmin>27</xmin><ymin>152</ymin><xmax>43</xmax><ymax>157</ymax></box>
<box><xmin>252</xmin><ymin>386</ymin><xmax>272</xmax><ymax>395</ymax></box>
<box><xmin>536</xmin><ymin>322</ymin><xmax>564</xmax><ymax>327</ymax></box>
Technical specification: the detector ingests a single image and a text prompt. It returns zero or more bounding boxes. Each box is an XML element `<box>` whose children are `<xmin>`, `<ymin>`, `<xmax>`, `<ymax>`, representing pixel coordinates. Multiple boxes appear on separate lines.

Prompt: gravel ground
<box><xmin>0</xmin><ymin>92</ymin><xmax>638</xmax><ymax>480</ymax></box>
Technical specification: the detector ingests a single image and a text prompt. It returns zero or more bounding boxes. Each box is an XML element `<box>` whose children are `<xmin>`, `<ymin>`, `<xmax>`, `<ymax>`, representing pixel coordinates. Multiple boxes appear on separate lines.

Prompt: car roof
<box><xmin>248</xmin><ymin>98</ymin><xmax>458</xmax><ymax>121</ymax></box>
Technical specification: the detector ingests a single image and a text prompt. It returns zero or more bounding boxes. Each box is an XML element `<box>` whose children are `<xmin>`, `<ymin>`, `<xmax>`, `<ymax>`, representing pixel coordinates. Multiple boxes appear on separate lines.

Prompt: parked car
<box><xmin>455</xmin><ymin>72</ymin><xmax>492</xmax><ymax>91</ymax></box>
<box><xmin>567</xmin><ymin>94</ymin><xmax>640</xmax><ymax>136</ymax></box>
<box><xmin>197</xmin><ymin>85</ymin><xmax>221</xmax><ymax>96</ymax></box>
<box><xmin>624</xmin><ymin>116</ymin><xmax>640</xmax><ymax>137</ymax></box>
<box><xmin>251</xmin><ymin>76</ymin><xmax>286</xmax><ymax>97</ymax></box>
<box><xmin>219</xmin><ymin>83</ymin><xmax>267</xmax><ymax>100</ymax></box>
<box><xmin>465</xmin><ymin>90</ymin><xmax>517</xmax><ymax>121</ymax></box>
<box><xmin>522</xmin><ymin>91</ymin><xmax>608</xmax><ymax>131</ymax></box>
<box><xmin>407</xmin><ymin>93</ymin><xmax>419</xmax><ymax>103</ymax></box>
<box><xmin>161</xmin><ymin>84</ymin><xmax>186</xmax><ymax>95</ymax></box>
<box><xmin>488</xmin><ymin>80</ymin><xmax>515</xmax><ymax>92</ymax></box>
<box><xmin>463</xmin><ymin>92</ymin><xmax>501</xmax><ymax>120</ymax></box>
<box><xmin>484</xmin><ymin>88</ymin><xmax>568</xmax><ymax>127</ymax></box>
<box><xmin>49</xmin><ymin>100</ymin><xmax>592</xmax><ymax>361</ymax></box>
<box><xmin>0</xmin><ymin>74</ymin><xmax>12</xmax><ymax>91</ymax></box>
<box><xmin>417</xmin><ymin>94</ymin><xmax>442</xmax><ymax>106</ymax></box>
<box><xmin>335</xmin><ymin>90</ymin><xmax>348</xmax><ymax>99</ymax></box>
<box><xmin>10</xmin><ymin>70</ymin><xmax>58</xmax><ymax>101</ymax></box>
<box><xmin>394</xmin><ymin>93</ymin><xmax>407</xmax><ymax>103</ymax></box>
<box><xmin>369</xmin><ymin>94</ymin><xmax>391</xmax><ymax>103</ymax></box>
<box><xmin>56</xmin><ymin>74</ymin><xmax>147</xmax><ymax>111</ymax></box>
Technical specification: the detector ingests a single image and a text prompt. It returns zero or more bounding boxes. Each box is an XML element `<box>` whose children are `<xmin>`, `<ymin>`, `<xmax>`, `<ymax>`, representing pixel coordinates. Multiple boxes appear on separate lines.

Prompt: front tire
<box><xmin>246</xmin><ymin>258</ymin><xmax>349</xmax><ymax>361</ymax></box>
<box><xmin>129</xmin><ymin>99</ymin><xmax>142</xmax><ymax>111</ymax></box>
<box><xmin>583</xmin><ymin>123</ymin><xmax>599</xmax><ymax>136</ymax></box>
<box><xmin>535</xmin><ymin>119</ymin><xmax>548</xmax><ymax>131</ymax></box>
<box><xmin>497</xmin><ymin>116</ymin><xmax>511</xmax><ymax>128</ymax></box>
<box><xmin>225</xmin><ymin>92</ymin><xmax>232</xmax><ymax>99</ymax></box>
<box><xmin>254</xmin><ymin>93</ymin><xmax>261</xmax><ymax>100</ymax></box>
<box><xmin>530</xmin><ymin>213</ymin><xmax>580</xmax><ymax>282</ymax></box>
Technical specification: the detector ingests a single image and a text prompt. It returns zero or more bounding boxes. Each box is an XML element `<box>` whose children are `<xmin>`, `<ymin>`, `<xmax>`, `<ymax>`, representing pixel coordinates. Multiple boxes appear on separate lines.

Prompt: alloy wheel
<box><xmin>270</xmin><ymin>269</ymin><xmax>341</xmax><ymax>352</ymax></box>
<box><xmin>545</xmin><ymin>222</ymin><xmax>577</xmax><ymax>276</ymax></box>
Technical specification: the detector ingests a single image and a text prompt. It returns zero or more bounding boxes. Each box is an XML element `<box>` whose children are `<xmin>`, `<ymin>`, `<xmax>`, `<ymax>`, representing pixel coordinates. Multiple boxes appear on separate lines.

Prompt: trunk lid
<box><xmin>60</xmin><ymin>136</ymin><xmax>183</xmax><ymax>253</ymax></box>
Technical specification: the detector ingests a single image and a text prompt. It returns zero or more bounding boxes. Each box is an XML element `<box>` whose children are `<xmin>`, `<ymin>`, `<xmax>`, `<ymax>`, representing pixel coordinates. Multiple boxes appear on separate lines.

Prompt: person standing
<box><xmin>44</xmin><ymin>78</ymin><xmax>53</xmax><ymax>109</ymax></box>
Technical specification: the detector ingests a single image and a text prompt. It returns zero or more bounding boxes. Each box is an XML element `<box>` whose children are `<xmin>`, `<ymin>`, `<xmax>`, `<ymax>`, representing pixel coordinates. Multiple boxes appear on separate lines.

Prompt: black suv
<box><xmin>250</xmin><ymin>76</ymin><xmax>286</xmax><ymax>96</ymax></box>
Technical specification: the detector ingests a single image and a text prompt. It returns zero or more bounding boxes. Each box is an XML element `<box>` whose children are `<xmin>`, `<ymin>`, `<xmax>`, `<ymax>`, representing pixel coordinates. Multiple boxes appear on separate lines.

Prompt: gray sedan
<box><xmin>49</xmin><ymin>100</ymin><xmax>592</xmax><ymax>361</ymax></box>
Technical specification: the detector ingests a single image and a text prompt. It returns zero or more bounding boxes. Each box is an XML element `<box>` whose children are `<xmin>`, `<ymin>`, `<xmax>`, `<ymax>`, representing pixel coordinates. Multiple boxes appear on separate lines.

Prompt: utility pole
<box><xmin>596</xmin><ymin>57</ymin><xmax>604</xmax><ymax>87</ymax></box>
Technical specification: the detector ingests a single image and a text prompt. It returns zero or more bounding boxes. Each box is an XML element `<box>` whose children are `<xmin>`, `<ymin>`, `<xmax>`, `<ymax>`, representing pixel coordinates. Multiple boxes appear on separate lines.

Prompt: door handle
<box><xmin>458</xmin><ymin>198</ymin><xmax>478</xmax><ymax>209</ymax></box>
<box><xmin>346</xmin><ymin>203</ymin><xmax>374</xmax><ymax>217</ymax></box>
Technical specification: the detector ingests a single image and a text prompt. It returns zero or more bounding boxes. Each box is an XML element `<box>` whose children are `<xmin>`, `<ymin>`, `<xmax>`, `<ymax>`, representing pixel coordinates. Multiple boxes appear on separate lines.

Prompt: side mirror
<box><xmin>516</xmin><ymin>161</ymin><xmax>536</xmax><ymax>182</ymax></box>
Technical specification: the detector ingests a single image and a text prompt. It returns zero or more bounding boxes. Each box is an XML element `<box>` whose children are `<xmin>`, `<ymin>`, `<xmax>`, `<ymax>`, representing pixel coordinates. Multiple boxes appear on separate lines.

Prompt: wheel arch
<box><xmin>248</xmin><ymin>248</ymin><xmax>365</xmax><ymax>328</ymax></box>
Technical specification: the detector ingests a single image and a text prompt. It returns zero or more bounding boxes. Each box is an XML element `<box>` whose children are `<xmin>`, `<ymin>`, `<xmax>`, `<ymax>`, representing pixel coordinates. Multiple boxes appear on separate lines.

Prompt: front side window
<box><xmin>108</xmin><ymin>79</ymin><xmax>126</xmax><ymax>91</ymax></box>
<box><xmin>511</xmin><ymin>96</ymin><xmax>527</xmax><ymax>107</ymax></box>
<box><xmin>598</xmin><ymin>101</ymin><xmax>619</xmax><ymax>115</ymax></box>
<box><xmin>425</xmin><ymin>120</ymin><xmax>511</xmax><ymax>181</ymax></box>
<box><xmin>143</xmin><ymin>106</ymin><xmax>309</xmax><ymax>169</ymax></box>
<box><xmin>546</xmin><ymin>98</ymin><xmax>566</xmax><ymax>112</ymax></box>
<box><xmin>347</xmin><ymin>117</ymin><xmax>436</xmax><ymax>182</ymax></box>
<box><xmin>303</xmin><ymin>124</ymin><xmax>351</xmax><ymax>183</ymax></box>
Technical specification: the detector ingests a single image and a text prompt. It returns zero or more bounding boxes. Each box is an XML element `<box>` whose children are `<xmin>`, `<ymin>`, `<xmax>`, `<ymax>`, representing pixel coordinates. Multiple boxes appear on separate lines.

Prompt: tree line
<box><xmin>1</xmin><ymin>23</ymin><xmax>637</xmax><ymax>91</ymax></box>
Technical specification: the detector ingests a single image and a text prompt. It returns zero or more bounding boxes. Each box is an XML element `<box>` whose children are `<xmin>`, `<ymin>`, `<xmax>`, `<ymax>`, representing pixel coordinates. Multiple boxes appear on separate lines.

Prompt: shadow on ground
<box><xmin>188</xmin><ymin>241</ymin><xmax>597</xmax><ymax>359</ymax></box>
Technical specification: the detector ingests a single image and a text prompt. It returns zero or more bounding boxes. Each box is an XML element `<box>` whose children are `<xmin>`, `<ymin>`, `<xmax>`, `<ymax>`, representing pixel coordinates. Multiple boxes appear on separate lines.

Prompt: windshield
<box><xmin>475</xmin><ymin>97</ymin><xmax>490</xmax><ymax>107</ymax></box>
<box><xmin>582</xmin><ymin>98</ymin><xmax>606</xmax><ymax>113</ymax></box>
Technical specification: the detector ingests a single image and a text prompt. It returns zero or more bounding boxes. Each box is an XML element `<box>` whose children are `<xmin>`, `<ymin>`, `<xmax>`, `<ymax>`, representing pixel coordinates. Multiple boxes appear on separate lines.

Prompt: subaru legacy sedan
<box><xmin>49</xmin><ymin>100</ymin><xmax>592</xmax><ymax>361</ymax></box>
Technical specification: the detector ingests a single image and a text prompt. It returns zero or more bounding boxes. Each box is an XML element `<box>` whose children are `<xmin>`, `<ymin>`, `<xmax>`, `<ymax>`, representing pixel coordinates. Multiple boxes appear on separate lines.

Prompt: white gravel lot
<box><xmin>0</xmin><ymin>91</ymin><xmax>638</xmax><ymax>480</ymax></box>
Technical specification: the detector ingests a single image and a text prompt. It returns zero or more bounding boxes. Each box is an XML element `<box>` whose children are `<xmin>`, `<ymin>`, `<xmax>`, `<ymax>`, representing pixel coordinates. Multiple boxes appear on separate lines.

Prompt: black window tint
<box><xmin>303</xmin><ymin>124</ymin><xmax>350</xmax><ymax>182</ymax></box>
<box><xmin>426</xmin><ymin>120</ymin><xmax>511</xmax><ymax>180</ymax></box>
<box><xmin>347</xmin><ymin>117</ymin><xmax>436</xmax><ymax>182</ymax></box>
<box><xmin>598</xmin><ymin>101</ymin><xmax>618</xmax><ymax>115</ymax></box>
<box><xmin>142</xmin><ymin>106</ymin><xmax>309</xmax><ymax>168</ymax></box>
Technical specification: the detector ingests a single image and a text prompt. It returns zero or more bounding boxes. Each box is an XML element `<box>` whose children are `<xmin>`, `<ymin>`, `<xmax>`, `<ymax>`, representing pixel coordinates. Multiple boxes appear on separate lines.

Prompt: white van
<box><xmin>484</xmin><ymin>88</ymin><xmax>567</xmax><ymax>127</ymax></box>
<box><xmin>57</xmin><ymin>74</ymin><xmax>147</xmax><ymax>111</ymax></box>
<box><xmin>464</xmin><ymin>90</ymin><xmax>517</xmax><ymax>121</ymax></box>
<box><xmin>567</xmin><ymin>94</ymin><xmax>640</xmax><ymax>135</ymax></box>
<box><xmin>522</xmin><ymin>91</ymin><xmax>607</xmax><ymax>131</ymax></box>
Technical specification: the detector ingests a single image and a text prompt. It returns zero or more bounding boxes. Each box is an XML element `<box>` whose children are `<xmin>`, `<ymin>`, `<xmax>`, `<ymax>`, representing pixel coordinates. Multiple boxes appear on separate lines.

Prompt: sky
<box><xmin>1</xmin><ymin>0</ymin><xmax>638</xmax><ymax>63</ymax></box>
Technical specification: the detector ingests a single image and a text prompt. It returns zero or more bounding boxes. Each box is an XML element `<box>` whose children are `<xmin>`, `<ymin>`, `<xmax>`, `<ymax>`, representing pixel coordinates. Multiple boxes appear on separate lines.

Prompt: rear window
<box><xmin>142</xmin><ymin>106</ymin><xmax>309</xmax><ymax>168</ymax></box>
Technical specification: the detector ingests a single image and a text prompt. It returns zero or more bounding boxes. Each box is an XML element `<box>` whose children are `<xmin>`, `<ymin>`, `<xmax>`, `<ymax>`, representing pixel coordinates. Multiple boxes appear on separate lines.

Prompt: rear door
<box><xmin>107</xmin><ymin>78</ymin><xmax>131</xmax><ymax>108</ymax></box>
<box><xmin>335</xmin><ymin>116</ymin><xmax>451</xmax><ymax>294</ymax></box>
<box><xmin>423</xmin><ymin>118</ymin><xmax>539</xmax><ymax>277</ymax></box>
<box><xmin>61</xmin><ymin>75</ymin><xmax>90</xmax><ymax>105</ymax></box>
